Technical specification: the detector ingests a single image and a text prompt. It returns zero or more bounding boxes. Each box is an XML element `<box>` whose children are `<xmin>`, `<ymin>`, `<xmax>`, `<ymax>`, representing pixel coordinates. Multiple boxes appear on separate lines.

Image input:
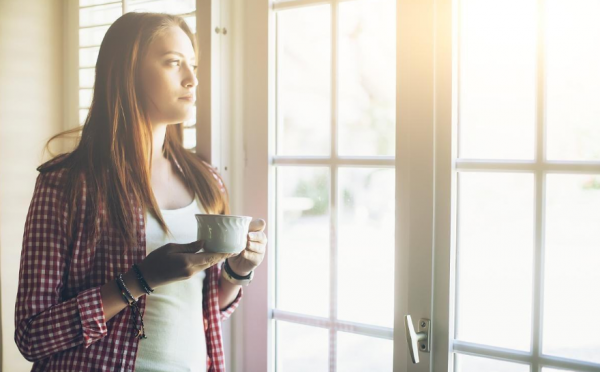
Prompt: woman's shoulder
<box><xmin>37</xmin><ymin>152</ymin><xmax>71</xmax><ymax>173</ymax></box>
<box><xmin>35</xmin><ymin>153</ymin><xmax>83</xmax><ymax>190</ymax></box>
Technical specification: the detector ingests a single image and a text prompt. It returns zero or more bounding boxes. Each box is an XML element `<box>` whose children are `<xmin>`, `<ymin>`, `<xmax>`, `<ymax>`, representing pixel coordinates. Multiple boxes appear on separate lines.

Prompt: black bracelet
<box><xmin>116</xmin><ymin>274</ymin><xmax>147</xmax><ymax>339</ymax></box>
<box><xmin>116</xmin><ymin>274</ymin><xmax>136</xmax><ymax>304</ymax></box>
<box><xmin>132</xmin><ymin>263</ymin><xmax>154</xmax><ymax>295</ymax></box>
<box><xmin>224</xmin><ymin>259</ymin><xmax>253</xmax><ymax>280</ymax></box>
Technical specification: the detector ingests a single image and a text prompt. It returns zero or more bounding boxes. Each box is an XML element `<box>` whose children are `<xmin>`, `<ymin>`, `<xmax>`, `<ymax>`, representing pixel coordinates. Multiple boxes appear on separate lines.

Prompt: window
<box><xmin>77</xmin><ymin>0</ymin><xmax>197</xmax><ymax>151</ymax></box>
<box><xmin>431</xmin><ymin>0</ymin><xmax>600</xmax><ymax>371</ymax></box>
<box><xmin>232</xmin><ymin>0</ymin><xmax>600</xmax><ymax>370</ymax></box>
<box><xmin>271</xmin><ymin>0</ymin><xmax>396</xmax><ymax>371</ymax></box>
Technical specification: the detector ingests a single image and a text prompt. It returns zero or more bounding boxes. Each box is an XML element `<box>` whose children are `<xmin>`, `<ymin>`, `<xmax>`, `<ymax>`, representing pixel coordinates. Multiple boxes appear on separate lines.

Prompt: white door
<box><xmin>404</xmin><ymin>0</ymin><xmax>600</xmax><ymax>371</ymax></box>
<box><xmin>235</xmin><ymin>0</ymin><xmax>600</xmax><ymax>371</ymax></box>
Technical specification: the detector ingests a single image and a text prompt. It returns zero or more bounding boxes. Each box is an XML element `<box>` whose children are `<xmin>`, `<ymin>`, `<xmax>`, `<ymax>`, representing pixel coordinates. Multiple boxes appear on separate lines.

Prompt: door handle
<box><xmin>404</xmin><ymin>315</ymin><xmax>431</xmax><ymax>364</ymax></box>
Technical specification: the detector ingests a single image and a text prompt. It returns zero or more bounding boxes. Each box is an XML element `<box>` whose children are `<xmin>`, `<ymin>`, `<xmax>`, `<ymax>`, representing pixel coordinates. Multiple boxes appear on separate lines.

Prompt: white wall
<box><xmin>0</xmin><ymin>0</ymin><xmax>65</xmax><ymax>370</ymax></box>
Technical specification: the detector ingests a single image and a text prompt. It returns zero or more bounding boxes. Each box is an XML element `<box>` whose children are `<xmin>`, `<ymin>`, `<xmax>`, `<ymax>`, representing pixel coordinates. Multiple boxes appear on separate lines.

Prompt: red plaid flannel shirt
<box><xmin>14</xmin><ymin>157</ymin><xmax>242</xmax><ymax>371</ymax></box>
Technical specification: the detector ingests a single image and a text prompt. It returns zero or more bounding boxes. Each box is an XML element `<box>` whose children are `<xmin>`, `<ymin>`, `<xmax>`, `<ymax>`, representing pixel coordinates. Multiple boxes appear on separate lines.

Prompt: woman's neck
<box><xmin>151</xmin><ymin>124</ymin><xmax>168</xmax><ymax>166</ymax></box>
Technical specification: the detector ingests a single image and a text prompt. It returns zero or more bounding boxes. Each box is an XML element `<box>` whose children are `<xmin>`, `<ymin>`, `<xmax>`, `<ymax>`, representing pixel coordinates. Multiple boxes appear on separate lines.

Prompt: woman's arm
<box><xmin>100</xmin><ymin>269</ymin><xmax>146</xmax><ymax>321</ymax></box>
<box><xmin>217</xmin><ymin>224</ymin><xmax>267</xmax><ymax>311</ymax></box>
<box><xmin>218</xmin><ymin>269</ymin><xmax>245</xmax><ymax>310</ymax></box>
<box><xmin>14</xmin><ymin>172</ymin><xmax>138</xmax><ymax>362</ymax></box>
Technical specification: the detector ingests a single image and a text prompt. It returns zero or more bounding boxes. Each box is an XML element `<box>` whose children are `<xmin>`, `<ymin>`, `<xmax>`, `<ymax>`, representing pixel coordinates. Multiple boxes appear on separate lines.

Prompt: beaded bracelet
<box><xmin>129</xmin><ymin>304</ymin><xmax>147</xmax><ymax>339</ymax></box>
<box><xmin>116</xmin><ymin>274</ymin><xmax>147</xmax><ymax>339</ymax></box>
<box><xmin>117</xmin><ymin>274</ymin><xmax>136</xmax><ymax>304</ymax></box>
<box><xmin>115</xmin><ymin>275</ymin><xmax>139</xmax><ymax>333</ymax></box>
<box><xmin>132</xmin><ymin>263</ymin><xmax>154</xmax><ymax>295</ymax></box>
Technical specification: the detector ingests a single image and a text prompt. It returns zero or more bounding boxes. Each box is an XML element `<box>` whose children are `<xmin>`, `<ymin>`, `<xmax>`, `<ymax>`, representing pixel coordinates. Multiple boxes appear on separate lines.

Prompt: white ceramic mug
<box><xmin>195</xmin><ymin>214</ymin><xmax>252</xmax><ymax>254</ymax></box>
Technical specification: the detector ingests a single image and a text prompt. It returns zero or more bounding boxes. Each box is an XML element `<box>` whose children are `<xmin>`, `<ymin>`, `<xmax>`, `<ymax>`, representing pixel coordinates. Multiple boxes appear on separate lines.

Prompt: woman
<box><xmin>14</xmin><ymin>12</ymin><xmax>266</xmax><ymax>372</ymax></box>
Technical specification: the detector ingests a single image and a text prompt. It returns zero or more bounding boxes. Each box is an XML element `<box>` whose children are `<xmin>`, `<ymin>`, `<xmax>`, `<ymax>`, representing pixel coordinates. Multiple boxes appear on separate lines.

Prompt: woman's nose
<box><xmin>183</xmin><ymin>65</ymin><xmax>198</xmax><ymax>88</ymax></box>
<box><xmin>185</xmin><ymin>75</ymin><xmax>198</xmax><ymax>88</ymax></box>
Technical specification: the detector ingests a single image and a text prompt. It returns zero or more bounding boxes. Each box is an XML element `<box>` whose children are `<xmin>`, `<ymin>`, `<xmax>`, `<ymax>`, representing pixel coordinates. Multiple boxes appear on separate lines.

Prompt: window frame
<box><xmin>235</xmin><ymin>1</ymin><xmax>600</xmax><ymax>372</ymax></box>
<box><xmin>234</xmin><ymin>0</ymin><xmax>398</xmax><ymax>371</ymax></box>
<box><xmin>433</xmin><ymin>0</ymin><xmax>600</xmax><ymax>371</ymax></box>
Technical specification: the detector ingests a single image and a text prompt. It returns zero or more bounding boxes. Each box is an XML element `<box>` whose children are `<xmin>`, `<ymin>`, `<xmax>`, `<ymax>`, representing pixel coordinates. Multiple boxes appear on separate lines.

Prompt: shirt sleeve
<box><xmin>203</xmin><ymin>263</ymin><xmax>243</xmax><ymax>322</ymax></box>
<box><xmin>203</xmin><ymin>263</ymin><xmax>243</xmax><ymax>372</ymax></box>
<box><xmin>216</xmin><ymin>262</ymin><xmax>243</xmax><ymax>320</ymax></box>
<box><xmin>14</xmin><ymin>171</ymin><xmax>108</xmax><ymax>362</ymax></box>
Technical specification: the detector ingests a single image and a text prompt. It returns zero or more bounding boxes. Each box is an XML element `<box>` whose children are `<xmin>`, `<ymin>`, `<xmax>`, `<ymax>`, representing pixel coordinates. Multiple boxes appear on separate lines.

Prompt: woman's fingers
<box><xmin>189</xmin><ymin>252</ymin><xmax>232</xmax><ymax>267</ymax></box>
<box><xmin>249</xmin><ymin>218</ymin><xmax>266</xmax><ymax>232</ymax></box>
<box><xmin>240</xmin><ymin>249</ymin><xmax>263</xmax><ymax>264</ymax></box>
<box><xmin>248</xmin><ymin>231</ymin><xmax>267</xmax><ymax>244</ymax></box>
<box><xmin>245</xmin><ymin>241</ymin><xmax>266</xmax><ymax>254</ymax></box>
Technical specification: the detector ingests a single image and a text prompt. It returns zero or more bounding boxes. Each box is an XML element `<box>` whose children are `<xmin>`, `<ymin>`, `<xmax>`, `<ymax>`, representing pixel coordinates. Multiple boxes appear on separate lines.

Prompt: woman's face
<box><xmin>139</xmin><ymin>26</ymin><xmax>198</xmax><ymax>126</ymax></box>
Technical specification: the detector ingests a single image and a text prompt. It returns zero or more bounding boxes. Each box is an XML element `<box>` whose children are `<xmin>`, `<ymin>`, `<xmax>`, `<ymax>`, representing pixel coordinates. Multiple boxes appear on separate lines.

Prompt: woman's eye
<box><xmin>168</xmin><ymin>60</ymin><xmax>196</xmax><ymax>71</ymax></box>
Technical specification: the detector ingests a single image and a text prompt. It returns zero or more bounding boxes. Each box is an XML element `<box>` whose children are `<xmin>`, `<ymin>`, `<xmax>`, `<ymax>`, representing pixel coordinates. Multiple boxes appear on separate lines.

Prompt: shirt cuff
<box><xmin>76</xmin><ymin>286</ymin><xmax>108</xmax><ymax>348</ymax></box>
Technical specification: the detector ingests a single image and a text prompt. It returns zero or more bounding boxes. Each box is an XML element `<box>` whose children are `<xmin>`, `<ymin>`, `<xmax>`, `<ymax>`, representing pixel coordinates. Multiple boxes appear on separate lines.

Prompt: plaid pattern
<box><xmin>14</xmin><ymin>158</ymin><xmax>242</xmax><ymax>371</ymax></box>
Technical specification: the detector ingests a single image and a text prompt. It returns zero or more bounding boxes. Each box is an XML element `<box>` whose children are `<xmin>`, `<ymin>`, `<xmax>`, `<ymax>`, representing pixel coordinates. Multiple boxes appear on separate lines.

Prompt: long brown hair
<box><xmin>39</xmin><ymin>12</ymin><xmax>229</xmax><ymax>250</ymax></box>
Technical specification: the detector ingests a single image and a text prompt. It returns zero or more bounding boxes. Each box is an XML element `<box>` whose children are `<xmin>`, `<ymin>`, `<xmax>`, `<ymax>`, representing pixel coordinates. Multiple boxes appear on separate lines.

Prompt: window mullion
<box><xmin>272</xmin><ymin>309</ymin><xmax>393</xmax><ymax>339</ymax></box>
<box><xmin>532</xmin><ymin>0</ymin><xmax>547</xmax><ymax>371</ymax></box>
<box><xmin>330</xmin><ymin>1</ymin><xmax>339</xmax><ymax>372</ymax></box>
<box><xmin>330</xmin><ymin>163</ymin><xmax>339</xmax><ymax>372</ymax></box>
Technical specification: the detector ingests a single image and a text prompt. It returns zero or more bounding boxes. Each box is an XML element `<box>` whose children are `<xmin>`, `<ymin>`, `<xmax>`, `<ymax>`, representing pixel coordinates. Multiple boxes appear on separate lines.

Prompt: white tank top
<box><xmin>135</xmin><ymin>197</ymin><xmax>207</xmax><ymax>372</ymax></box>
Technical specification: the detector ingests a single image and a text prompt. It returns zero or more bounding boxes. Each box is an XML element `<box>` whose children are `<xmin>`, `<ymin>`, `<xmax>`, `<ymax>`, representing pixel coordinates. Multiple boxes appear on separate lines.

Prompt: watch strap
<box><xmin>222</xmin><ymin>259</ymin><xmax>254</xmax><ymax>286</ymax></box>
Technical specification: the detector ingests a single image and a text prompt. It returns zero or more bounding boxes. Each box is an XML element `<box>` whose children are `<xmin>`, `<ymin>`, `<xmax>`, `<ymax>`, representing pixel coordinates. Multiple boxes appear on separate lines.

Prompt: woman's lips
<box><xmin>179</xmin><ymin>96</ymin><xmax>195</xmax><ymax>102</ymax></box>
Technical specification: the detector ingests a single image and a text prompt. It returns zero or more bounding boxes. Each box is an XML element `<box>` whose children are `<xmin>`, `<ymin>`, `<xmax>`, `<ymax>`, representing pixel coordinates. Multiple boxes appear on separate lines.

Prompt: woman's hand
<box><xmin>137</xmin><ymin>241</ymin><xmax>234</xmax><ymax>290</ymax></box>
<box><xmin>227</xmin><ymin>218</ymin><xmax>268</xmax><ymax>276</ymax></box>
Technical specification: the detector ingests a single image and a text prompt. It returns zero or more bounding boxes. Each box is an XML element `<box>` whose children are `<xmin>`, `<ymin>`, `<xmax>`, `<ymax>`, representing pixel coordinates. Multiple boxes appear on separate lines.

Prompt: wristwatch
<box><xmin>221</xmin><ymin>259</ymin><xmax>254</xmax><ymax>286</ymax></box>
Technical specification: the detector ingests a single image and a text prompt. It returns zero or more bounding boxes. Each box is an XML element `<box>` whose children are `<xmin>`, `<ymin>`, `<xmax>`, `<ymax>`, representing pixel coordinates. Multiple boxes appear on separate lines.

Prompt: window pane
<box><xmin>79</xmin><ymin>68</ymin><xmax>95</xmax><ymax>88</ymax></box>
<box><xmin>543</xmin><ymin>174</ymin><xmax>600</xmax><ymax>364</ymax></box>
<box><xmin>80</xmin><ymin>2</ymin><xmax>122</xmax><ymax>27</ymax></box>
<box><xmin>80</xmin><ymin>25</ymin><xmax>110</xmax><ymax>47</ymax></box>
<box><xmin>456</xmin><ymin>172</ymin><xmax>534</xmax><ymax>351</ymax></box>
<box><xmin>80</xmin><ymin>0</ymin><xmax>119</xmax><ymax>6</ymax></box>
<box><xmin>183</xmin><ymin>16</ymin><xmax>196</xmax><ymax>34</ymax></box>
<box><xmin>338</xmin><ymin>0</ymin><xmax>395</xmax><ymax>156</ymax></box>
<box><xmin>183</xmin><ymin>126</ymin><xmax>196</xmax><ymax>150</ymax></box>
<box><xmin>186</xmin><ymin>105</ymin><xmax>196</xmax><ymax>126</ymax></box>
<box><xmin>276</xmin><ymin>322</ymin><xmax>329</xmax><ymax>372</ymax></box>
<box><xmin>545</xmin><ymin>1</ymin><xmax>600</xmax><ymax>161</ymax></box>
<box><xmin>458</xmin><ymin>0</ymin><xmax>536</xmax><ymax>160</ymax></box>
<box><xmin>338</xmin><ymin>168</ymin><xmax>394</xmax><ymax>327</ymax></box>
<box><xmin>80</xmin><ymin>89</ymin><xmax>94</xmax><ymax>108</ymax></box>
<box><xmin>542</xmin><ymin>369</ymin><xmax>578</xmax><ymax>372</ymax></box>
<box><xmin>276</xmin><ymin>167</ymin><xmax>330</xmax><ymax>317</ymax></box>
<box><xmin>277</xmin><ymin>6</ymin><xmax>331</xmax><ymax>156</ymax></box>
<box><xmin>79</xmin><ymin>109</ymin><xmax>89</xmax><ymax>125</ymax></box>
<box><xmin>455</xmin><ymin>354</ymin><xmax>530</xmax><ymax>372</ymax></box>
<box><xmin>338</xmin><ymin>332</ymin><xmax>392</xmax><ymax>372</ymax></box>
<box><xmin>79</xmin><ymin>47</ymin><xmax>100</xmax><ymax>67</ymax></box>
<box><xmin>128</xmin><ymin>0</ymin><xmax>195</xmax><ymax>14</ymax></box>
